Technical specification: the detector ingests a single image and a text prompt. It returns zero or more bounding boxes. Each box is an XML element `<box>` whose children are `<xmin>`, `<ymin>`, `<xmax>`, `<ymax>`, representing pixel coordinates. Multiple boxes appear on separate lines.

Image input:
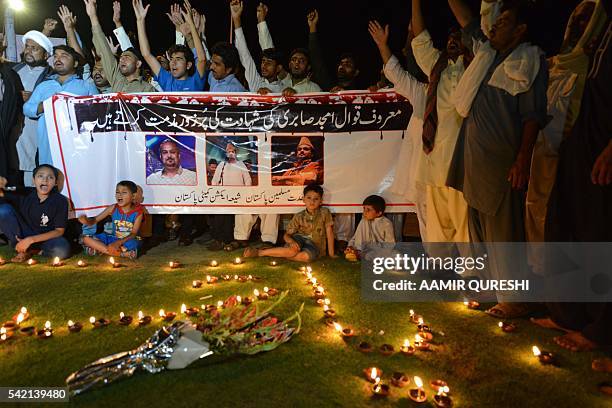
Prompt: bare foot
<box><xmin>554</xmin><ymin>331</ymin><xmax>598</xmax><ymax>352</ymax></box>
<box><xmin>592</xmin><ymin>358</ymin><xmax>612</xmax><ymax>373</ymax></box>
<box><xmin>530</xmin><ymin>317</ymin><xmax>570</xmax><ymax>332</ymax></box>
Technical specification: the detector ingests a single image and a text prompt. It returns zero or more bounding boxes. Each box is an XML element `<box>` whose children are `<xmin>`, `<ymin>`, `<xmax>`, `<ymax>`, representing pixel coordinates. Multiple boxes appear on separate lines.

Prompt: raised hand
<box><xmin>307</xmin><ymin>9</ymin><xmax>319</xmax><ymax>32</ymax></box>
<box><xmin>132</xmin><ymin>0</ymin><xmax>150</xmax><ymax>21</ymax></box>
<box><xmin>368</xmin><ymin>20</ymin><xmax>389</xmax><ymax>47</ymax></box>
<box><xmin>230</xmin><ymin>0</ymin><xmax>243</xmax><ymax>21</ymax></box>
<box><xmin>166</xmin><ymin>3</ymin><xmax>182</xmax><ymax>28</ymax></box>
<box><xmin>193</xmin><ymin>9</ymin><xmax>205</xmax><ymax>34</ymax></box>
<box><xmin>83</xmin><ymin>0</ymin><xmax>98</xmax><ymax>18</ymax></box>
<box><xmin>112</xmin><ymin>1</ymin><xmax>122</xmax><ymax>25</ymax></box>
<box><xmin>106</xmin><ymin>35</ymin><xmax>120</xmax><ymax>55</ymax></box>
<box><xmin>57</xmin><ymin>6</ymin><xmax>77</xmax><ymax>31</ymax></box>
<box><xmin>256</xmin><ymin>2</ymin><xmax>268</xmax><ymax>23</ymax></box>
<box><xmin>42</xmin><ymin>18</ymin><xmax>59</xmax><ymax>36</ymax></box>
<box><xmin>181</xmin><ymin>0</ymin><xmax>194</xmax><ymax>25</ymax></box>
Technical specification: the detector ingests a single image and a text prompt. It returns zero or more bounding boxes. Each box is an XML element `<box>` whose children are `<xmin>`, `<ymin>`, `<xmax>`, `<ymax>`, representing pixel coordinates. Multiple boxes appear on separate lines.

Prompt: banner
<box><xmin>46</xmin><ymin>91</ymin><xmax>415</xmax><ymax>215</ymax></box>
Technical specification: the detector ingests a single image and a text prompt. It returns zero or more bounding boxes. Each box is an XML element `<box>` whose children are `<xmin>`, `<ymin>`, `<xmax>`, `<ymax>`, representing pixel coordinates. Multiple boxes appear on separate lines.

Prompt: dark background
<box><xmin>3</xmin><ymin>0</ymin><xmax>582</xmax><ymax>86</ymax></box>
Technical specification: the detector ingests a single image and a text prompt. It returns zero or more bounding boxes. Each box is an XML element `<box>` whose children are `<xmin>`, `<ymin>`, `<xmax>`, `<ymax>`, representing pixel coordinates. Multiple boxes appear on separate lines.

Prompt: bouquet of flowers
<box><xmin>66</xmin><ymin>292</ymin><xmax>301</xmax><ymax>396</ymax></box>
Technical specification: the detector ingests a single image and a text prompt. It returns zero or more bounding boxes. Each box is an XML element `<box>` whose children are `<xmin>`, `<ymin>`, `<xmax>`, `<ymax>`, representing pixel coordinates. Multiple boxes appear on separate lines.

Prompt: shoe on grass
<box><xmin>11</xmin><ymin>252</ymin><xmax>30</xmax><ymax>263</ymax></box>
<box><xmin>207</xmin><ymin>240</ymin><xmax>225</xmax><ymax>251</ymax></box>
<box><xmin>243</xmin><ymin>247</ymin><xmax>259</xmax><ymax>258</ymax></box>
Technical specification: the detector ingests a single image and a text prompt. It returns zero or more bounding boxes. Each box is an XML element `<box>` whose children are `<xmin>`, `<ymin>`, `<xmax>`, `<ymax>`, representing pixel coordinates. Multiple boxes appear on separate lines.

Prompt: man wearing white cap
<box><xmin>11</xmin><ymin>30</ymin><xmax>54</xmax><ymax>187</ymax></box>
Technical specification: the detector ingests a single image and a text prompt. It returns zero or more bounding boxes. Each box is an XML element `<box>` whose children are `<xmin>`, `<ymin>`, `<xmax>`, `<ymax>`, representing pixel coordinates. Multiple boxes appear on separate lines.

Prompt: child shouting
<box><xmin>0</xmin><ymin>165</ymin><xmax>71</xmax><ymax>262</ymax></box>
<box><xmin>244</xmin><ymin>185</ymin><xmax>335</xmax><ymax>262</ymax></box>
<box><xmin>79</xmin><ymin>181</ymin><xmax>144</xmax><ymax>259</ymax></box>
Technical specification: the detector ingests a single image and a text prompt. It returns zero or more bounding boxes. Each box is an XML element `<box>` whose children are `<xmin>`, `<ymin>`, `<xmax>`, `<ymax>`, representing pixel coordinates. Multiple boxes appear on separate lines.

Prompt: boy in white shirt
<box><xmin>345</xmin><ymin>195</ymin><xmax>395</xmax><ymax>260</ymax></box>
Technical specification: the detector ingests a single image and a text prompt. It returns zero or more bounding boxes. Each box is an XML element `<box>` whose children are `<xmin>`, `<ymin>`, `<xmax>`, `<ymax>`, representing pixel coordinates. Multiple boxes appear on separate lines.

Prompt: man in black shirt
<box><xmin>0</xmin><ymin>165</ymin><xmax>70</xmax><ymax>262</ymax></box>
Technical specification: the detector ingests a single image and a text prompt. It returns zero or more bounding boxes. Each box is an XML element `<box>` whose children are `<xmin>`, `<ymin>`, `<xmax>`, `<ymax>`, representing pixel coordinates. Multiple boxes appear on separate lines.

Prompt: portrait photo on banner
<box><xmin>145</xmin><ymin>135</ymin><xmax>198</xmax><ymax>186</ymax></box>
<box><xmin>205</xmin><ymin>135</ymin><xmax>258</xmax><ymax>186</ymax></box>
<box><xmin>271</xmin><ymin>135</ymin><xmax>324</xmax><ymax>187</ymax></box>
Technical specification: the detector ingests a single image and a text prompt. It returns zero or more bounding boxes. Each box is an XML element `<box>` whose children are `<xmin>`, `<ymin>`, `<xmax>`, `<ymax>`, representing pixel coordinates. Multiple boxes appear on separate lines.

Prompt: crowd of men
<box><xmin>0</xmin><ymin>0</ymin><xmax>610</xmax><ymax>368</ymax></box>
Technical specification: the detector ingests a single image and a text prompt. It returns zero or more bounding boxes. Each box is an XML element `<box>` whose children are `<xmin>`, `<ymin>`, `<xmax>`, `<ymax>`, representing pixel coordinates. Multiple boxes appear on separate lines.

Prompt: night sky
<box><xmin>4</xmin><ymin>0</ymin><xmax>582</xmax><ymax>85</ymax></box>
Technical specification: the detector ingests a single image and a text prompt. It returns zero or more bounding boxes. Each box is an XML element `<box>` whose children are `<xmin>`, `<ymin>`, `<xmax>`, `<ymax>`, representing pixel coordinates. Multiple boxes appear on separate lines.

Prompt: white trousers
<box><xmin>234</xmin><ymin>214</ymin><xmax>280</xmax><ymax>243</ymax></box>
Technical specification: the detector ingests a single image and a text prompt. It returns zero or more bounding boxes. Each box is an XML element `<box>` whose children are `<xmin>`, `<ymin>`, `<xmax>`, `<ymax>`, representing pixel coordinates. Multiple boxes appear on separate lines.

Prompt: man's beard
<box><xmin>23</xmin><ymin>54</ymin><xmax>48</xmax><ymax>68</ymax></box>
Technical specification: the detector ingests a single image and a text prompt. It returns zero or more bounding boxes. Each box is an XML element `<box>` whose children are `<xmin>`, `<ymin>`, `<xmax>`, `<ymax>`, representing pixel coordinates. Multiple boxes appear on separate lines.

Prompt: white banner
<box><xmin>45</xmin><ymin>91</ymin><xmax>415</xmax><ymax>216</ymax></box>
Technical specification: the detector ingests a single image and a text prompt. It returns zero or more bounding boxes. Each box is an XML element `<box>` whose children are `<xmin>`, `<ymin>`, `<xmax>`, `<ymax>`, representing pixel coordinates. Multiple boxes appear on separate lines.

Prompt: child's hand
<box><xmin>15</xmin><ymin>236</ymin><xmax>33</xmax><ymax>253</ymax></box>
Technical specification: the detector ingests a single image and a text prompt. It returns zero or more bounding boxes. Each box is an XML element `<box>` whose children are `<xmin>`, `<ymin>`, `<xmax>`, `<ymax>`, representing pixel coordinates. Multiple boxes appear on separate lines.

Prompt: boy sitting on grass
<box><xmin>0</xmin><ymin>165</ymin><xmax>71</xmax><ymax>262</ymax></box>
<box><xmin>243</xmin><ymin>185</ymin><xmax>335</xmax><ymax>262</ymax></box>
<box><xmin>345</xmin><ymin>195</ymin><xmax>395</xmax><ymax>261</ymax></box>
<box><xmin>79</xmin><ymin>181</ymin><xmax>144</xmax><ymax>259</ymax></box>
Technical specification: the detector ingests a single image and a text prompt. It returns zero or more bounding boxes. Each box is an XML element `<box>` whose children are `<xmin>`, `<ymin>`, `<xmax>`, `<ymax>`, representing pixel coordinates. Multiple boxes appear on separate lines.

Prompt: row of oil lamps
<box><xmin>0</xmin><ymin>285</ymin><xmax>280</xmax><ymax>341</ymax></box>
<box><xmin>0</xmin><ymin>256</ymin><xmax>280</xmax><ymax>269</ymax></box>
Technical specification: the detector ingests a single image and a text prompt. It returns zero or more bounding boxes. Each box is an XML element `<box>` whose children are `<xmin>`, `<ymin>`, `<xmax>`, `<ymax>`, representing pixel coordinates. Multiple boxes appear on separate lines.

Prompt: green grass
<box><xmin>0</xmin><ymin>243</ymin><xmax>610</xmax><ymax>408</ymax></box>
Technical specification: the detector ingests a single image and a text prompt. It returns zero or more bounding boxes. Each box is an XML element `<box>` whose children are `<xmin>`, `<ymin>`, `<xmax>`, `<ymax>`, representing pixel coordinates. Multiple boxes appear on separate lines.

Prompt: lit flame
<box><xmin>324</xmin><ymin>298</ymin><xmax>331</xmax><ymax>305</ymax></box>
<box><xmin>254</xmin><ymin>289</ymin><xmax>260</xmax><ymax>297</ymax></box>
<box><xmin>77</xmin><ymin>260</ymin><xmax>84</xmax><ymax>266</ymax></box>
<box><xmin>159</xmin><ymin>309</ymin><xmax>165</xmax><ymax>317</ymax></box>
<box><xmin>463</xmin><ymin>299</ymin><xmax>469</xmax><ymax>306</ymax></box>
<box><xmin>532</xmin><ymin>346</ymin><xmax>541</xmax><ymax>357</ymax></box>
<box><xmin>414</xmin><ymin>376</ymin><xmax>423</xmax><ymax>388</ymax></box>
<box><xmin>120</xmin><ymin>312</ymin><xmax>125</xmax><ymax>319</ymax></box>
<box><xmin>44</xmin><ymin>321</ymin><xmax>51</xmax><ymax>330</ymax></box>
<box><xmin>1</xmin><ymin>327</ymin><xmax>6</xmax><ymax>334</ymax></box>
<box><xmin>248</xmin><ymin>275</ymin><xmax>253</xmax><ymax>280</ymax></box>
<box><xmin>20</xmin><ymin>306</ymin><xmax>27</xmax><ymax>314</ymax></box>
<box><xmin>89</xmin><ymin>316</ymin><xmax>96</xmax><ymax>324</ymax></box>
<box><xmin>403</xmin><ymin>339</ymin><xmax>410</xmax><ymax>347</ymax></box>
<box><xmin>409</xmin><ymin>309</ymin><xmax>415</xmax><ymax>317</ymax></box>
<box><xmin>236</xmin><ymin>296</ymin><xmax>242</xmax><ymax>303</ymax></box>
<box><xmin>438</xmin><ymin>386</ymin><xmax>450</xmax><ymax>396</ymax></box>
<box><xmin>306</xmin><ymin>272</ymin><xmax>312</xmax><ymax>279</ymax></box>
<box><xmin>217</xmin><ymin>300</ymin><xmax>223</xmax><ymax>308</ymax></box>
<box><xmin>181</xmin><ymin>304</ymin><xmax>187</xmax><ymax>314</ymax></box>
<box><xmin>16</xmin><ymin>313</ymin><xmax>24</xmax><ymax>324</ymax></box>
<box><xmin>27</xmin><ymin>259</ymin><xmax>34</xmax><ymax>265</ymax></box>
<box><xmin>417</xmin><ymin>317</ymin><xmax>424</xmax><ymax>325</ymax></box>
<box><xmin>1</xmin><ymin>334</ymin><xmax>6</xmax><ymax>341</ymax></box>
<box><xmin>415</xmin><ymin>334</ymin><xmax>423</xmax><ymax>343</ymax></box>
<box><xmin>193</xmin><ymin>280</ymin><xmax>198</xmax><ymax>287</ymax></box>
<box><xmin>333</xmin><ymin>322</ymin><xmax>343</xmax><ymax>332</ymax></box>
<box><xmin>210</xmin><ymin>260</ymin><xmax>218</xmax><ymax>267</ymax></box>
<box><xmin>206</xmin><ymin>275</ymin><xmax>211</xmax><ymax>282</ymax></box>
<box><xmin>68</xmin><ymin>320</ymin><xmax>74</xmax><ymax>327</ymax></box>
<box><xmin>234</xmin><ymin>275</ymin><xmax>239</xmax><ymax>280</ymax></box>
<box><xmin>109</xmin><ymin>257</ymin><xmax>115</xmax><ymax>265</ymax></box>
<box><xmin>138</xmin><ymin>311</ymin><xmax>144</xmax><ymax>319</ymax></box>
<box><xmin>323</xmin><ymin>305</ymin><xmax>329</xmax><ymax>312</ymax></box>
<box><xmin>370</xmin><ymin>367</ymin><xmax>378</xmax><ymax>380</ymax></box>
<box><xmin>169</xmin><ymin>261</ymin><xmax>174</xmax><ymax>268</ymax></box>
<box><xmin>306</xmin><ymin>266</ymin><xmax>312</xmax><ymax>273</ymax></box>
<box><xmin>311</xmin><ymin>278</ymin><xmax>317</xmax><ymax>285</ymax></box>
<box><xmin>53</xmin><ymin>257</ymin><xmax>60</xmax><ymax>265</ymax></box>
<box><xmin>498</xmin><ymin>321</ymin><xmax>504</xmax><ymax>328</ymax></box>
<box><xmin>263</xmin><ymin>287</ymin><xmax>269</xmax><ymax>293</ymax></box>
<box><xmin>45</xmin><ymin>331</ymin><xmax>51</xmax><ymax>337</ymax></box>
<box><xmin>317</xmin><ymin>286</ymin><xmax>324</xmax><ymax>293</ymax></box>
<box><xmin>234</xmin><ymin>257</ymin><xmax>241</xmax><ymax>264</ymax></box>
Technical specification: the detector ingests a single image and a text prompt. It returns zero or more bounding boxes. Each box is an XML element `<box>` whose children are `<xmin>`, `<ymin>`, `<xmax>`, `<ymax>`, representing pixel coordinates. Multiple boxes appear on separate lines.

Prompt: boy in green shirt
<box><xmin>243</xmin><ymin>185</ymin><xmax>335</xmax><ymax>262</ymax></box>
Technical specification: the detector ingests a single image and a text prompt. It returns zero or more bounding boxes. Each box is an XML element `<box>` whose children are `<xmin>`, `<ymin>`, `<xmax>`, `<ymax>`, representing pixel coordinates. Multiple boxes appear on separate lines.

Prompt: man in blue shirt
<box><xmin>23</xmin><ymin>45</ymin><xmax>98</xmax><ymax>166</ymax></box>
<box><xmin>134</xmin><ymin>0</ymin><xmax>207</xmax><ymax>92</ymax></box>
<box><xmin>208</xmin><ymin>42</ymin><xmax>247</xmax><ymax>93</ymax></box>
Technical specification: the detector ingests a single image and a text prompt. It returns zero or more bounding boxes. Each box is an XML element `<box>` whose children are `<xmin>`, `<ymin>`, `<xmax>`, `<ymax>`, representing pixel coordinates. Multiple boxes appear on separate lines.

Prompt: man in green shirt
<box><xmin>84</xmin><ymin>0</ymin><xmax>156</xmax><ymax>93</ymax></box>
